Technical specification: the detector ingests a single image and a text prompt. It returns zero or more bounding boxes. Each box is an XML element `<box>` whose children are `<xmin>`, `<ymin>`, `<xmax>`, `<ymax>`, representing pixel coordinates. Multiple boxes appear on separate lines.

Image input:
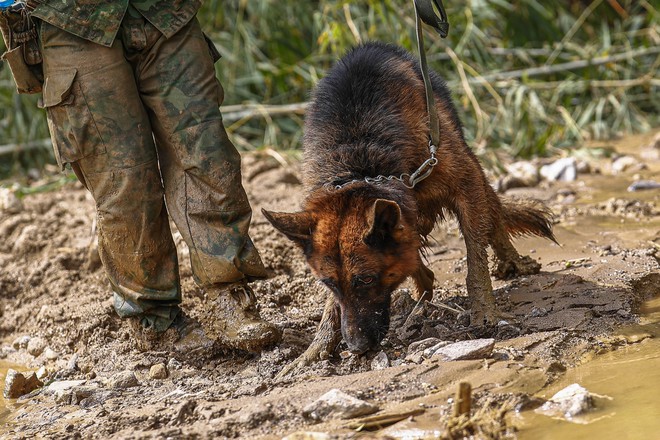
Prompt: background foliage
<box><xmin>1</xmin><ymin>0</ymin><xmax>659</xmax><ymax>179</ymax></box>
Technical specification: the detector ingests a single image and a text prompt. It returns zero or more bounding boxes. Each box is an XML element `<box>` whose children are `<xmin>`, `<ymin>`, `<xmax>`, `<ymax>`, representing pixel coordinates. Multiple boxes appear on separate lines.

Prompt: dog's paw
<box><xmin>275</xmin><ymin>340</ymin><xmax>333</xmax><ymax>380</ymax></box>
<box><xmin>492</xmin><ymin>255</ymin><xmax>541</xmax><ymax>280</ymax></box>
<box><xmin>470</xmin><ymin>303</ymin><xmax>514</xmax><ymax>326</ymax></box>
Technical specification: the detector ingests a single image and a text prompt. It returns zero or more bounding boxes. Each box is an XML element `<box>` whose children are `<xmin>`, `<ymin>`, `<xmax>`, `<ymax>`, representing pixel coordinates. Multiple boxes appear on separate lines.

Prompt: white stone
<box><xmin>535</xmin><ymin>383</ymin><xmax>596</xmax><ymax>419</ymax></box>
<box><xmin>0</xmin><ymin>188</ymin><xmax>23</xmax><ymax>214</ymax></box>
<box><xmin>540</xmin><ymin>157</ymin><xmax>577</xmax><ymax>182</ymax></box>
<box><xmin>370</xmin><ymin>351</ymin><xmax>389</xmax><ymax>370</ymax></box>
<box><xmin>303</xmin><ymin>389</ymin><xmax>379</xmax><ymax>421</ymax></box>
<box><xmin>431</xmin><ymin>338</ymin><xmax>495</xmax><ymax>361</ymax></box>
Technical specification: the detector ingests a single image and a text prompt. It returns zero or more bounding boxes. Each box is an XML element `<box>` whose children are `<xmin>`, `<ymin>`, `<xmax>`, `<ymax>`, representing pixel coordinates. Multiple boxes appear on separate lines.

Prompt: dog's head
<box><xmin>263</xmin><ymin>189</ymin><xmax>420</xmax><ymax>354</ymax></box>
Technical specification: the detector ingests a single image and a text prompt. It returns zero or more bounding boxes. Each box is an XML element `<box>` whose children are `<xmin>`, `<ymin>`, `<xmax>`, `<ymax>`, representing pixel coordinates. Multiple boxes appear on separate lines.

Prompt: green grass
<box><xmin>1</xmin><ymin>0</ymin><xmax>658</xmax><ymax>180</ymax></box>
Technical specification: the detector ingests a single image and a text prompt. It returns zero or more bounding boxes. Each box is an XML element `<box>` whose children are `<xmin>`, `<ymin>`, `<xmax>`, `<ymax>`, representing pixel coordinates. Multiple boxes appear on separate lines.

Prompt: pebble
<box><xmin>303</xmin><ymin>389</ymin><xmax>379</xmax><ymax>421</ymax></box>
<box><xmin>612</xmin><ymin>155</ymin><xmax>644</xmax><ymax>174</ymax></box>
<box><xmin>12</xmin><ymin>335</ymin><xmax>31</xmax><ymax>350</ymax></box>
<box><xmin>26</xmin><ymin>337</ymin><xmax>46</xmax><ymax>357</ymax></box>
<box><xmin>36</xmin><ymin>366</ymin><xmax>49</xmax><ymax>380</ymax></box>
<box><xmin>431</xmin><ymin>338</ymin><xmax>495</xmax><ymax>361</ymax></box>
<box><xmin>149</xmin><ymin>363</ymin><xmax>168</xmax><ymax>380</ymax></box>
<box><xmin>67</xmin><ymin>353</ymin><xmax>79</xmax><ymax>371</ymax></box>
<box><xmin>167</xmin><ymin>358</ymin><xmax>182</xmax><ymax>371</ymax></box>
<box><xmin>627</xmin><ymin>180</ymin><xmax>660</xmax><ymax>192</ymax></box>
<box><xmin>0</xmin><ymin>188</ymin><xmax>23</xmax><ymax>215</ymax></box>
<box><xmin>370</xmin><ymin>351</ymin><xmax>389</xmax><ymax>370</ymax></box>
<box><xmin>43</xmin><ymin>348</ymin><xmax>59</xmax><ymax>361</ymax></box>
<box><xmin>109</xmin><ymin>371</ymin><xmax>139</xmax><ymax>389</ymax></box>
<box><xmin>540</xmin><ymin>157</ymin><xmax>577</xmax><ymax>182</ymax></box>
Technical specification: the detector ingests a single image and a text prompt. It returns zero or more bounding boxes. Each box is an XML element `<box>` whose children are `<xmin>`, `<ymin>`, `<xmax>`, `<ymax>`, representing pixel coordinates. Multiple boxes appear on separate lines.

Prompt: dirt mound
<box><xmin>1</xmin><ymin>145</ymin><xmax>658</xmax><ymax>439</ymax></box>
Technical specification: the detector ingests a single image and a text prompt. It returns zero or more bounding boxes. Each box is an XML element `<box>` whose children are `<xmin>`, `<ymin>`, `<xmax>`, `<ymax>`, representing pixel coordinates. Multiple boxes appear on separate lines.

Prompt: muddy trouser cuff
<box><xmin>113</xmin><ymin>288</ymin><xmax>181</xmax><ymax>333</ymax></box>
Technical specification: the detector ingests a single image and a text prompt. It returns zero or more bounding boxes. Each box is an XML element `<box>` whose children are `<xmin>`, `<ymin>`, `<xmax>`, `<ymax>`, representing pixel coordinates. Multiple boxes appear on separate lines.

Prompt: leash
<box><xmin>325</xmin><ymin>1</ymin><xmax>450</xmax><ymax>191</ymax></box>
<box><xmin>413</xmin><ymin>0</ymin><xmax>449</xmax><ymax>153</ymax></box>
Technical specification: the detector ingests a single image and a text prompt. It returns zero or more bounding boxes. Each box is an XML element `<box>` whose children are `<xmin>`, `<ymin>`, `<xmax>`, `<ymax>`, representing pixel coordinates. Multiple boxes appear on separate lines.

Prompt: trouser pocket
<box><xmin>39</xmin><ymin>68</ymin><xmax>106</xmax><ymax>169</ymax></box>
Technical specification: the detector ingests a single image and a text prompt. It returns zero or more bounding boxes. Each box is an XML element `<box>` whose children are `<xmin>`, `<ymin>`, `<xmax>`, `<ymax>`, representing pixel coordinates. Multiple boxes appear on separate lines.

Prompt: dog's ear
<box><xmin>364</xmin><ymin>199</ymin><xmax>403</xmax><ymax>247</ymax></box>
<box><xmin>262</xmin><ymin>208</ymin><xmax>314</xmax><ymax>247</ymax></box>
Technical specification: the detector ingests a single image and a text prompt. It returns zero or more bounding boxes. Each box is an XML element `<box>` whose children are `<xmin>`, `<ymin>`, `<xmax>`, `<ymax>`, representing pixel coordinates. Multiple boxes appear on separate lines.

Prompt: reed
<box><xmin>1</xmin><ymin>0</ymin><xmax>658</xmax><ymax>180</ymax></box>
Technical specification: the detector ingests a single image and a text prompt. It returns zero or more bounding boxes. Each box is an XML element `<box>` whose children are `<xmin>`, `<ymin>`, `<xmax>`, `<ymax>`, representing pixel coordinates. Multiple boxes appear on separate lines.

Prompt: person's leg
<box><xmin>39</xmin><ymin>20</ymin><xmax>180</xmax><ymax>332</ymax></box>
<box><xmin>124</xmin><ymin>17</ymin><xmax>280</xmax><ymax>350</ymax></box>
<box><xmin>128</xmin><ymin>19</ymin><xmax>267</xmax><ymax>286</ymax></box>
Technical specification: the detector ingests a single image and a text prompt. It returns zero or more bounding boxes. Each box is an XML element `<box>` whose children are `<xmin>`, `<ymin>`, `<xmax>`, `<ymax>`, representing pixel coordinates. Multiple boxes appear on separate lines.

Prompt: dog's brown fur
<box><xmin>263</xmin><ymin>43</ymin><xmax>555</xmax><ymax>370</ymax></box>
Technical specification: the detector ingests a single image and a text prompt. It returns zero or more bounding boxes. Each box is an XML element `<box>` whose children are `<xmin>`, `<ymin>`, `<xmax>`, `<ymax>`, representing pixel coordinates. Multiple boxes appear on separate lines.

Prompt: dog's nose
<box><xmin>346</xmin><ymin>332</ymin><xmax>376</xmax><ymax>355</ymax></box>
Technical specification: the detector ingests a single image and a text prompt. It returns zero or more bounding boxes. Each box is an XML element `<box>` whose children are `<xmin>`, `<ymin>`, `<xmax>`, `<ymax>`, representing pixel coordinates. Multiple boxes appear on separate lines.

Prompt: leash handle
<box><xmin>414</xmin><ymin>0</ymin><xmax>449</xmax><ymax>38</ymax></box>
<box><xmin>414</xmin><ymin>0</ymin><xmax>448</xmax><ymax>150</ymax></box>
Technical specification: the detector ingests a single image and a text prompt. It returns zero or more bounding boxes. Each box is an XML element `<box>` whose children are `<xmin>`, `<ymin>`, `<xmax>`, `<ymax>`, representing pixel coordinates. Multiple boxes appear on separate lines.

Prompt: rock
<box><xmin>149</xmin><ymin>363</ymin><xmax>168</xmax><ymax>380</ymax></box>
<box><xmin>45</xmin><ymin>379</ymin><xmax>86</xmax><ymax>402</ymax></box>
<box><xmin>79</xmin><ymin>390</ymin><xmax>119</xmax><ymax>409</ymax></box>
<box><xmin>3</xmin><ymin>369</ymin><xmax>43</xmax><ymax>398</ymax></box>
<box><xmin>12</xmin><ymin>335</ymin><xmax>31</xmax><ymax>350</ymax></box>
<box><xmin>67</xmin><ymin>353</ymin><xmax>79</xmax><ymax>371</ymax></box>
<box><xmin>370</xmin><ymin>351</ymin><xmax>389</xmax><ymax>370</ymax></box>
<box><xmin>540</xmin><ymin>157</ymin><xmax>577</xmax><ymax>182</ymax></box>
<box><xmin>431</xmin><ymin>338</ymin><xmax>495</xmax><ymax>361</ymax></box>
<box><xmin>36</xmin><ymin>366</ymin><xmax>49</xmax><ymax>380</ymax></box>
<box><xmin>167</xmin><ymin>358</ymin><xmax>182</xmax><ymax>371</ymax></box>
<box><xmin>303</xmin><ymin>389</ymin><xmax>379</xmax><ymax>421</ymax></box>
<box><xmin>405</xmin><ymin>338</ymin><xmax>447</xmax><ymax>364</ymax></box>
<box><xmin>501</xmin><ymin>161</ymin><xmax>540</xmax><ymax>190</ymax></box>
<box><xmin>43</xmin><ymin>348</ymin><xmax>59</xmax><ymax>361</ymax></box>
<box><xmin>627</xmin><ymin>180</ymin><xmax>660</xmax><ymax>192</ymax></box>
<box><xmin>26</xmin><ymin>337</ymin><xmax>46</xmax><ymax>357</ymax></box>
<box><xmin>535</xmin><ymin>383</ymin><xmax>596</xmax><ymax>419</ymax></box>
<box><xmin>109</xmin><ymin>371</ymin><xmax>139</xmax><ymax>389</ymax></box>
<box><xmin>3</xmin><ymin>369</ymin><xmax>26</xmax><ymax>399</ymax></box>
<box><xmin>0</xmin><ymin>188</ymin><xmax>23</xmax><ymax>215</ymax></box>
<box><xmin>612</xmin><ymin>155</ymin><xmax>645</xmax><ymax>174</ymax></box>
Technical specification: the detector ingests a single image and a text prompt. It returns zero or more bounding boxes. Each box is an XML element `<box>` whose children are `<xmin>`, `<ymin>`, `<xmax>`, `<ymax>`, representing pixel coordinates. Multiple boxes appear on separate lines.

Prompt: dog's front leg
<box><xmin>276</xmin><ymin>295</ymin><xmax>341</xmax><ymax>379</ymax></box>
<box><xmin>463</xmin><ymin>231</ymin><xmax>500</xmax><ymax>325</ymax></box>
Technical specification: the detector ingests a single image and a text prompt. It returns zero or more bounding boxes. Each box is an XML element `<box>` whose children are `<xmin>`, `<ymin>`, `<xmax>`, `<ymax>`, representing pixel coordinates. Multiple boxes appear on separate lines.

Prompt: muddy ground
<box><xmin>0</xmin><ymin>129</ymin><xmax>658</xmax><ymax>439</ymax></box>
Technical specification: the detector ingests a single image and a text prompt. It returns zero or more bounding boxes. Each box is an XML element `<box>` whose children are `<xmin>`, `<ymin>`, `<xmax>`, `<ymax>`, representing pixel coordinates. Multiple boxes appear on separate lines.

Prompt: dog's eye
<box><xmin>358</xmin><ymin>276</ymin><xmax>375</xmax><ymax>285</ymax></box>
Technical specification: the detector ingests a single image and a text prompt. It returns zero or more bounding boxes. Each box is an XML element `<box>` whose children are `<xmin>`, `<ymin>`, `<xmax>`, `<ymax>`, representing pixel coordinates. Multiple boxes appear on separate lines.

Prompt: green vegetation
<box><xmin>1</xmin><ymin>0</ymin><xmax>658</xmax><ymax>179</ymax></box>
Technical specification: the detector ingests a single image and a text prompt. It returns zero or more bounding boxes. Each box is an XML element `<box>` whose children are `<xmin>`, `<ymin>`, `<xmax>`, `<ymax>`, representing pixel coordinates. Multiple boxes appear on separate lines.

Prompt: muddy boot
<box><xmin>128</xmin><ymin>311</ymin><xmax>215</xmax><ymax>358</ymax></box>
<box><xmin>198</xmin><ymin>281</ymin><xmax>281</xmax><ymax>353</ymax></box>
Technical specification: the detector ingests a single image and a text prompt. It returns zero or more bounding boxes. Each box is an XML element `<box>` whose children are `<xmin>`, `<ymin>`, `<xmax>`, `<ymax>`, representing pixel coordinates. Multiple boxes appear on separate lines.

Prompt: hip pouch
<box><xmin>0</xmin><ymin>2</ymin><xmax>43</xmax><ymax>94</ymax></box>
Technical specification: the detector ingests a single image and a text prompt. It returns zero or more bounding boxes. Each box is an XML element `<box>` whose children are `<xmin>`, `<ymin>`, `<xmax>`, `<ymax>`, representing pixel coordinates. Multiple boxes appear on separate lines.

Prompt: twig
<box><xmin>220</xmin><ymin>102</ymin><xmax>309</xmax><ymax>122</ymax></box>
<box><xmin>347</xmin><ymin>408</ymin><xmax>426</xmax><ymax>431</ymax></box>
<box><xmin>0</xmin><ymin>138</ymin><xmax>51</xmax><ymax>156</ymax></box>
<box><xmin>463</xmin><ymin>47</ymin><xmax>660</xmax><ymax>84</ymax></box>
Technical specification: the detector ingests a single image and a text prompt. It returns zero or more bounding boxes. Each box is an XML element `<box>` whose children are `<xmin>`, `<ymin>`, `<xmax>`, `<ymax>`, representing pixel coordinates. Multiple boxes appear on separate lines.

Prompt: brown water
<box><xmin>517</xmin><ymin>297</ymin><xmax>660</xmax><ymax>440</ymax></box>
<box><xmin>0</xmin><ymin>361</ymin><xmax>25</xmax><ymax>428</ymax></box>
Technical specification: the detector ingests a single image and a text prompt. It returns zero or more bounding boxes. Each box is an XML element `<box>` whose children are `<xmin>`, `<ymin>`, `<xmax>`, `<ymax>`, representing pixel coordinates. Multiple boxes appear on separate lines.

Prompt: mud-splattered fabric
<box><xmin>38</xmin><ymin>14</ymin><xmax>267</xmax><ymax>331</ymax></box>
<box><xmin>31</xmin><ymin>0</ymin><xmax>202</xmax><ymax>47</ymax></box>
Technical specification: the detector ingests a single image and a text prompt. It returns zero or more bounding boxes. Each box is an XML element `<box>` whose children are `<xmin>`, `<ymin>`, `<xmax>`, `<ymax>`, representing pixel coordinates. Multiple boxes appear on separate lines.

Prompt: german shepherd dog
<box><xmin>263</xmin><ymin>42</ymin><xmax>555</xmax><ymax>373</ymax></box>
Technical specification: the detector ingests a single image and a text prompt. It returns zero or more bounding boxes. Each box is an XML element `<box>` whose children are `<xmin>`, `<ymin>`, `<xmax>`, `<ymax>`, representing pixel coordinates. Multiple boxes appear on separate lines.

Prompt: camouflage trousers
<box><xmin>39</xmin><ymin>14</ymin><xmax>268</xmax><ymax>331</ymax></box>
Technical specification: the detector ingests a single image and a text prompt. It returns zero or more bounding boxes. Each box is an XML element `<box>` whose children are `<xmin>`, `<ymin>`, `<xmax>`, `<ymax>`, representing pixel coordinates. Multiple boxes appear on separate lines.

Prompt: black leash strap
<box><xmin>413</xmin><ymin>0</ymin><xmax>449</xmax><ymax>150</ymax></box>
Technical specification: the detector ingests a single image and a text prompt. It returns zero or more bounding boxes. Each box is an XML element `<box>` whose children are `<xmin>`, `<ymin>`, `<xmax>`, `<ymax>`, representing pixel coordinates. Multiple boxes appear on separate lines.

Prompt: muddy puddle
<box><xmin>0</xmin><ymin>362</ymin><xmax>24</xmax><ymax>428</ymax></box>
<box><xmin>516</xmin><ymin>297</ymin><xmax>660</xmax><ymax>440</ymax></box>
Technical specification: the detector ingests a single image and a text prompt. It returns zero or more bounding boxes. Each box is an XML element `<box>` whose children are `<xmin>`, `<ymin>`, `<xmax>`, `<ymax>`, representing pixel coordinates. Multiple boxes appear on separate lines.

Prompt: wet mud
<box><xmin>0</xmin><ymin>129</ymin><xmax>658</xmax><ymax>439</ymax></box>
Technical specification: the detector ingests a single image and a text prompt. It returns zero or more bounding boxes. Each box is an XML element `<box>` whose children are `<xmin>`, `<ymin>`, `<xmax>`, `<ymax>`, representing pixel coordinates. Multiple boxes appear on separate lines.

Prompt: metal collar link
<box><xmin>325</xmin><ymin>140</ymin><xmax>438</xmax><ymax>191</ymax></box>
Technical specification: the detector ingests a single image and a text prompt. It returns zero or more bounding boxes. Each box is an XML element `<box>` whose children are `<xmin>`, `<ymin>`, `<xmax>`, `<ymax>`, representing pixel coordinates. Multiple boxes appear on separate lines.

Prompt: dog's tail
<box><xmin>500</xmin><ymin>198</ymin><xmax>558</xmax><ymax>244</ymax></box>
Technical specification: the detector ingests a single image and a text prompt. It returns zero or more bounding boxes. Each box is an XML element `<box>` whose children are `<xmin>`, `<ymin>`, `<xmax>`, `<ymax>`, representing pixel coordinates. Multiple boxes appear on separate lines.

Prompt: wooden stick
<box><xmin>453</xmin><ymin>382</ymin><xmax>472</xmax><ymax>417</ymax></box>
